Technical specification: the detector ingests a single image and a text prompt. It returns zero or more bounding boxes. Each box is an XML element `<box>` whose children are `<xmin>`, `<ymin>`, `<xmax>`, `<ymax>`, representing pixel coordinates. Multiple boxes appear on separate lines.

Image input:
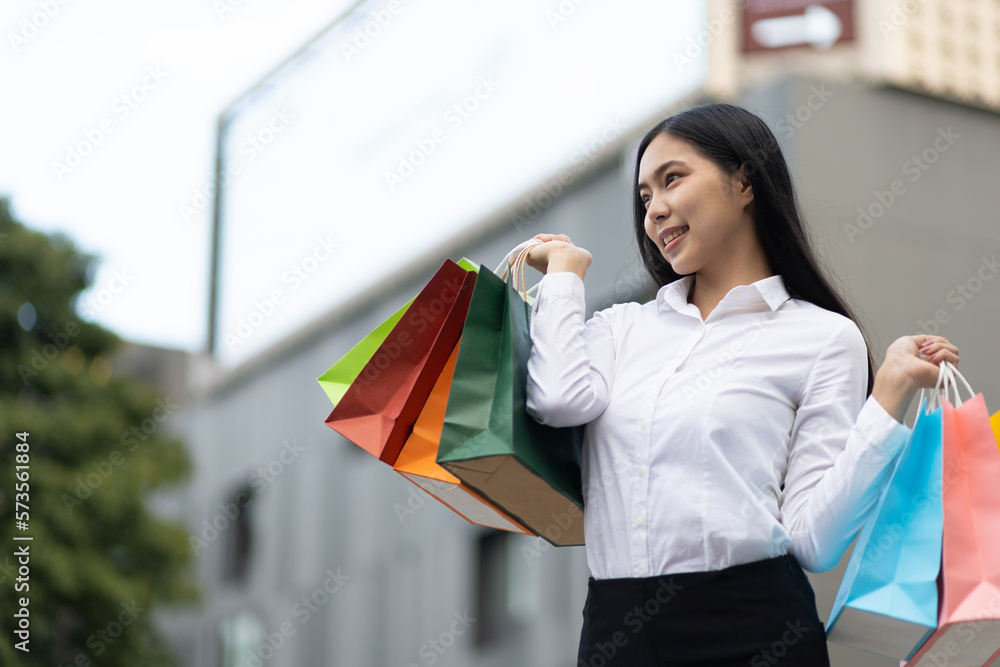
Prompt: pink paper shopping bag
<box><xmin>906</xmin><ymin>364</ymin><xmax>1000</xmax><ymax>667</ymax></box>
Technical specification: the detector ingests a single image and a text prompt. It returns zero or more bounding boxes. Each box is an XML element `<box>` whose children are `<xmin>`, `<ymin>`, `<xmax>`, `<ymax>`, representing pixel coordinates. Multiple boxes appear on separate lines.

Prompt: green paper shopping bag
<box><xmin>436</xmin><ymin>258</ymin><xmax>585</xmax><ymax>546</ymax></box>
<box><xmin>316</xmin><ymin>298</ymin><xmax>413</xmax><ymax>407</ymax></box>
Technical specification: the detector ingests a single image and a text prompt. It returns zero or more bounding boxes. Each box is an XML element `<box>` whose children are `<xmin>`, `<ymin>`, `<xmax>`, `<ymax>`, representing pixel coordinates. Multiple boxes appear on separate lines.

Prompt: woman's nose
<box><xmin>647</xmin><ymin>194</ymin><xmax>669</xmax><ymax>221</ymax></box>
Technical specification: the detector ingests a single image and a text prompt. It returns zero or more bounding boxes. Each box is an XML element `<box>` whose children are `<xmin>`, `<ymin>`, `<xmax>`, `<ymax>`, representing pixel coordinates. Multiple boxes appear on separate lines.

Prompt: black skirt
<box><xmin>577</xmin><ymin>555</ymin><xmax>830</xmax><ymax>667</ymax></box>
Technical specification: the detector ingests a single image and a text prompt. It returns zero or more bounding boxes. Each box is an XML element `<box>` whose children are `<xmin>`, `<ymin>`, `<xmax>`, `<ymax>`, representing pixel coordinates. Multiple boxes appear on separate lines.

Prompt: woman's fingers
<box><xmin>876</xmin><ymin>336</ymin><xmax>961</xmax><ymax>410</ymax></box>
<box><xmin>917</xmin><ymin>336</ymin><xmax>959</xmax><ymax>367</ymax></box>
<box><xmin>524</xmin><ymin>238</ymin><xmax>562</xmax><ymax>272</ymax></box>
<box><xmin>533</xmin><ymin>233</ymin><xmax>572</xmax><ymax>244</ymax></box>
<box><xmin>914</xmin><ymin>336</ymin><xmax>958</xmax><ymax>366</ymax></box>
<box><xmin>924</xmin><ymin>347</ymin><xmax>959</xmax><ymax>366</ymax></box>
<box><xmin>524</xmin><ymin>235</ymin><xmax>589</xmax><ymax>276</ymax></box>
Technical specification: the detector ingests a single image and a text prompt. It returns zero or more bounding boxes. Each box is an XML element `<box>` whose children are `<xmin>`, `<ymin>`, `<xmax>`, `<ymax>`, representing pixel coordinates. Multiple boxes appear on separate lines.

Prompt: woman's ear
<box><xmin>735</xmin><ymin>164</ymin><xmax>754</xmax><ymax>206</ymax></box>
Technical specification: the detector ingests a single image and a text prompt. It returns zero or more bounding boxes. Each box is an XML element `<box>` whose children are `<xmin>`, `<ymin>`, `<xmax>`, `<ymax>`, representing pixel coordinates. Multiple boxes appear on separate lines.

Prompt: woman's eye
<box><xmin>665</xmin><ymin>173</ymin><xmax>680</xmax><ymax>185</ymax></box>
<box><xmin>641</xmin><ymin>194</ymin><xmax>651</xmax><ymax>206</ymax></box>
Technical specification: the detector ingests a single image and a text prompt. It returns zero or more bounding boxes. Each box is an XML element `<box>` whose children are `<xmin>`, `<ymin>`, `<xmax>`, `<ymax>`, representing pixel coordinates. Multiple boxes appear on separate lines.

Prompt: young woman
<box><xmin>522</xmin><ymin>104</ymin><xmax>958</xmax><ymax>666</ymax></box>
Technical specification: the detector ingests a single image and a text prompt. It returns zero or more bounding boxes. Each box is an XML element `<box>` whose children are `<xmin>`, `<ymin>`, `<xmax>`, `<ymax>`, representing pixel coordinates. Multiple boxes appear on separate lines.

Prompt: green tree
<box><xmin>0</xmin><ymin>198</ymin><xmax>197</xmax><ymax>666</ymax></box>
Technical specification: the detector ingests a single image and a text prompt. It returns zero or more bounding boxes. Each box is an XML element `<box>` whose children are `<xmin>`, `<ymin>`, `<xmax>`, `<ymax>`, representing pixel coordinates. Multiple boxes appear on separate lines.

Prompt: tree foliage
<box><xmin>0</xmin><ymin>198</ymin><xmax>197</xmax><ymax>666</ymax></box>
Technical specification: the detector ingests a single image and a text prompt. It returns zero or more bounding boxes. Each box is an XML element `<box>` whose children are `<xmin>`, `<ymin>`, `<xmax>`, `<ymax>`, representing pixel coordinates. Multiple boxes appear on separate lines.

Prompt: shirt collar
<box><xmin>753</xmin><ymin>275</ymin><xmax>792</xmax><ymax>311</ymax></box>
<box><xmin>656</xmin><ymin>274</ymin><xmax>791</xmax><ymax>314</ymax></box>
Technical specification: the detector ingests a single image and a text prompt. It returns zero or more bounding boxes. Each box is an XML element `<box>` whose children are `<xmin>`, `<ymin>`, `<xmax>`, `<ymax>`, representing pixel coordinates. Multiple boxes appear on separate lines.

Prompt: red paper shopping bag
<box><xmin>326</xmin><ymin>260</ymin><xmax>476</xmax><ymax>464</ymax></box>
<box><xmin>905</xmin><ymin>371</ymin><xmax>1000</xmax><ymax>667</ymax></box>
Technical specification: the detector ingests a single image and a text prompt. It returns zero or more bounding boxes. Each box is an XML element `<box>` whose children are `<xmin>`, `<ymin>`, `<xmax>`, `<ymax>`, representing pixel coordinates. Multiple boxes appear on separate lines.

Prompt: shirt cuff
<box><xmin>855</xmin><ymin>395</ymin><xmax>911</xmax><ymax>458</ymax></box>
<box><xmin>531</xmin><ymin>271</ymin><xmax>585</xmax><ymax>315</ymax></box>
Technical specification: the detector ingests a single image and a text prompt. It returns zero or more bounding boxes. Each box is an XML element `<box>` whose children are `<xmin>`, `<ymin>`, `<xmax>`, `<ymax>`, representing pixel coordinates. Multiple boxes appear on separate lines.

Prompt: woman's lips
<box><xmin>661</xmin><ymin>226</ymin><xmax>689</xmax><ymax>252</ymax></box>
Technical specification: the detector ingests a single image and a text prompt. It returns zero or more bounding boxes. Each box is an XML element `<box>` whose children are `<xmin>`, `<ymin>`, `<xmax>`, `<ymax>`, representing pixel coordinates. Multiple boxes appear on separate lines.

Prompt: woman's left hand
<box><xmin>872</xmin><ymin>335</ymin><xmax>959</xmax><ymax>423</ymax></box>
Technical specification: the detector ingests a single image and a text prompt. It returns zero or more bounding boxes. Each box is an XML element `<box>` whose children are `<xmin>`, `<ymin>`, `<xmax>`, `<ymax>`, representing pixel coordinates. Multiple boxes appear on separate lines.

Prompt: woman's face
<box><xmin>638</xmin><ymin>133</ymin><xmax>756</xmax><ymax>278</ymax></box>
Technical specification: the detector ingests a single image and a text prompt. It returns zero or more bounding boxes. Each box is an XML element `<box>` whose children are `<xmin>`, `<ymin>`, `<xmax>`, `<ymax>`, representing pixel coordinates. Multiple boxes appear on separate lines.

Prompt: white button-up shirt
<box><xmin>526</xmin><ymin>272</ymin><xmax>910</xmax><ymax>578</ymax></box>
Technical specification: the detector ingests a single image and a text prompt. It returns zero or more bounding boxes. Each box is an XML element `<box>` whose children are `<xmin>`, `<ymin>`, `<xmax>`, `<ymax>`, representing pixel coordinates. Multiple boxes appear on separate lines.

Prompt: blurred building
<box><xmin>156</xmin><ymin>1</ymin><xmax>1000</xmax><ymax>666</ymax></box>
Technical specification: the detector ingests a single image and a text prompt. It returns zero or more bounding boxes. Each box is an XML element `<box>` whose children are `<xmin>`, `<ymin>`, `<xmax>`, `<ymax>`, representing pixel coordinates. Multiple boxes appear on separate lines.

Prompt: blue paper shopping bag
<box><xmin>826</xmin><ymin>398</ymin><xmax>943</xmax><ymax>659</ymax></box>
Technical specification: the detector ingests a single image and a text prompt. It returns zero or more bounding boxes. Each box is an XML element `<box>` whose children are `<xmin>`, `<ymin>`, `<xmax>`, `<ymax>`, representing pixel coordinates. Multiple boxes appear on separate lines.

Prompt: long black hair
<box><xmin>631</xmin><ymin>103</ymin><xmax>876</xmax><ymax>394</ymax></box>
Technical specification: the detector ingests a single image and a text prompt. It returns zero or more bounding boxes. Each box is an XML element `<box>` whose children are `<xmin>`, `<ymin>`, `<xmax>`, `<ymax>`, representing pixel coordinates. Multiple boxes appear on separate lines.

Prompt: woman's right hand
<box><xmin>872</xmin><ymin>335</ymin><xmax>960</xmax><ymax>423</ymax></box>
<box><xmin>524</xmin><ymin>233</ymin><xmax>593</xmax><ymax>280</ymax></box>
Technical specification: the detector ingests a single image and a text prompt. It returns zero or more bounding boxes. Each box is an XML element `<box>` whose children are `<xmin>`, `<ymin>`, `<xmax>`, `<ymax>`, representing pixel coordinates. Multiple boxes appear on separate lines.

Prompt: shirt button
<box><xmin>639</xmin><ymin>419</ymin><xmax>648</xmax><ymax>429</ymax></box>
<box><xmin>635</xmin><ymin>515</ymin><xmax>644</xmax><ymax>526</ymax></box>
<box><xmin>733</xmin><ymin>290</ymin><xmax>742</xmax><ymax>298</ymax></box>
<box><xmin>637</xmin><ymin>466</ymin><xmax>645</xmax><ymax>476</ymax></box>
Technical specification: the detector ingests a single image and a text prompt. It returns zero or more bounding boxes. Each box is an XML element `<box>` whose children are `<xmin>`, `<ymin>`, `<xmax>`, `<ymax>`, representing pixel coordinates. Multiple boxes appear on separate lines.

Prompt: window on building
<box><xmin>217</xmin><ymin>610</ymin><xmax>264</xmax><ymax>667</ymax></box>
<box><xmin>474</xmin><ymin>530</ymin><xmax>538</xmax><ymax>647</ymax></box>
<box><xmin>222</xmin><ymin>484</ymin><xmax>254</xmax><ymax>583</ymax></box>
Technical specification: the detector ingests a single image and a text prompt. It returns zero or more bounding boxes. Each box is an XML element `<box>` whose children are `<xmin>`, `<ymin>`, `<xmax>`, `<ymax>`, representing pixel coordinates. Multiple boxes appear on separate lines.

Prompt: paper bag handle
<box><xmin>939</xmin><ymin>360</ymin><xmax>974</xmax><ymax>407</ymax></box>
<box><xmin>921</xmin><ymin>362</ymin><xmax>950</xmax><ymax>414</ymax></box>
<box><xmin>494</xmin><ymin>239</ymin><xmax>543</xmax><ymax>302</ymax></box>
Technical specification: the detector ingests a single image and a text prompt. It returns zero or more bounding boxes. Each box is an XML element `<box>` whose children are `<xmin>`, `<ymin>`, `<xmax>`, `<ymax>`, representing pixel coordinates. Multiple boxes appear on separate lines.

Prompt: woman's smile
<box><xmin>659</xmin><ymin>225</ymin><xmax>689</xmax><ymax>252</ymax></box>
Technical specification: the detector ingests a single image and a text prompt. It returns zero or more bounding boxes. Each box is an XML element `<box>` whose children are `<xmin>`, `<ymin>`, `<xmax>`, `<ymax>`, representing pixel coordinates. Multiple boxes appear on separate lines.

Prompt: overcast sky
<box><xmin>2</xmin><ymin>0</ymin><xmax>704</xmax><ymax>366</ymax></box>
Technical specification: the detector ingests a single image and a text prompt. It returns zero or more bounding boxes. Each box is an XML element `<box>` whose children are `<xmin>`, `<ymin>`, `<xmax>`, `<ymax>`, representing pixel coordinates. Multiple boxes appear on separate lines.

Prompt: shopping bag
<box><xmin>905</xmin><ymin>363</ymin><xmax>1000</xmax><ymax>667</ymax></box>
<box><xmin>317</xmin><ymin>298</ymin><xmax>413</xmax><ymax>407</ymax></box>
<box><xmin>436</xmin><ymin>244</ymin><xmax>585</xmax><ymax>546</ymax></box>
<box><xmin>316</xmin><ymin>257</ymin><xmax>477</xmax><ymax>407</ymax></box>
<box><xmin>393</xmin><ymin>337</ymin><xmax>534</xmax><ymax>535</ymax></box>
<box><xmin>826</xmin><ymin>395</ymin><xmax>942</xmax><ymax>659</ymax></box>
<box><xmin>992</xmin><ymin>410</ymin><xmax>1000</xmax><ymax>449</ymax></box>
<box><xmin>325</xmin><ymin>259</ymin><xmax>477</xmax><ymax>464</ymax></box>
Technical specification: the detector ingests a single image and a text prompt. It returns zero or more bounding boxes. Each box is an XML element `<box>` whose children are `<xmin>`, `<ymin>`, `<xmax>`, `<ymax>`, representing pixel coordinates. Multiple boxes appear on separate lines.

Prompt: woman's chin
<box><xmin>663</xmin><ymin>254</ymin><xmax>691</xmax><ymax>275</ymax></box>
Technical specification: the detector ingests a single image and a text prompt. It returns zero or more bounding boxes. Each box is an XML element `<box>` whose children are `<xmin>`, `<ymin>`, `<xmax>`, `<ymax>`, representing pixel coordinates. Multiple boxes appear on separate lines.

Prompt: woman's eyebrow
<box><xmin>637</xmin><ymin>160</ymin><xmax>688</xmax><ymax>191</ymax></box>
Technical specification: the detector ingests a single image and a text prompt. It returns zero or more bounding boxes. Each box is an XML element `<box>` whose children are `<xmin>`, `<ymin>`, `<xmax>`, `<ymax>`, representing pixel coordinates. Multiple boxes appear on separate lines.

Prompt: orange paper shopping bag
<box><xmin>905</xmin><ymin>364</ymin><xmax>1000</xmax><ymax>667</ymax></box>
<box><xmin>393</xmin><ymin>338</ymin><xmax>533</xmax><ymax>535</ymax></box>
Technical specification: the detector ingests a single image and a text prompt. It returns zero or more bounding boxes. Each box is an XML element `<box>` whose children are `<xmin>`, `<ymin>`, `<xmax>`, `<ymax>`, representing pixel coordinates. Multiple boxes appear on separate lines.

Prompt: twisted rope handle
<box><xmin>494</xmin><ymin>239</ymin><xmax>543</xmax><ymax>303</ymax></box>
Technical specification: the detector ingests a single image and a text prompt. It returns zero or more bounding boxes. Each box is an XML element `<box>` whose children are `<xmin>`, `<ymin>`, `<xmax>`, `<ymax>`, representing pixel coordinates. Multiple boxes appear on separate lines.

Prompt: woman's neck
<box><xmin>688</xmin><ymin>257</ymin><xmax>772</xmax><ymax>321</ymax></box>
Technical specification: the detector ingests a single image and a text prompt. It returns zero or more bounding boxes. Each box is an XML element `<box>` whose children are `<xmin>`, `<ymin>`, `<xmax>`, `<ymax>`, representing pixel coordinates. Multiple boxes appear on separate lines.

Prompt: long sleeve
<box><xmin>780</xmin><ymin>321</ymin><xmax>912</xmax><ymax>572</ymax></box>
<box><xmin>525</xmin><ymin>272</ymin><xmax>615</xmax><ymax>427</ymax></box>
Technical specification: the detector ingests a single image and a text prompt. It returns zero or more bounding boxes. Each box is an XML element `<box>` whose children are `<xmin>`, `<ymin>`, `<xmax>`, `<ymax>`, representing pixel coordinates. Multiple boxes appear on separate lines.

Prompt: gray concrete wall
<box><xmin>741</xmin><ymin>76</ymin><xmax>1000</xmax><ymax>667</ymax></box>
<box><xmin>160</xmin><ymin>74</ymin><xmax>1000</xmax><ymax>667</ymax></box>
